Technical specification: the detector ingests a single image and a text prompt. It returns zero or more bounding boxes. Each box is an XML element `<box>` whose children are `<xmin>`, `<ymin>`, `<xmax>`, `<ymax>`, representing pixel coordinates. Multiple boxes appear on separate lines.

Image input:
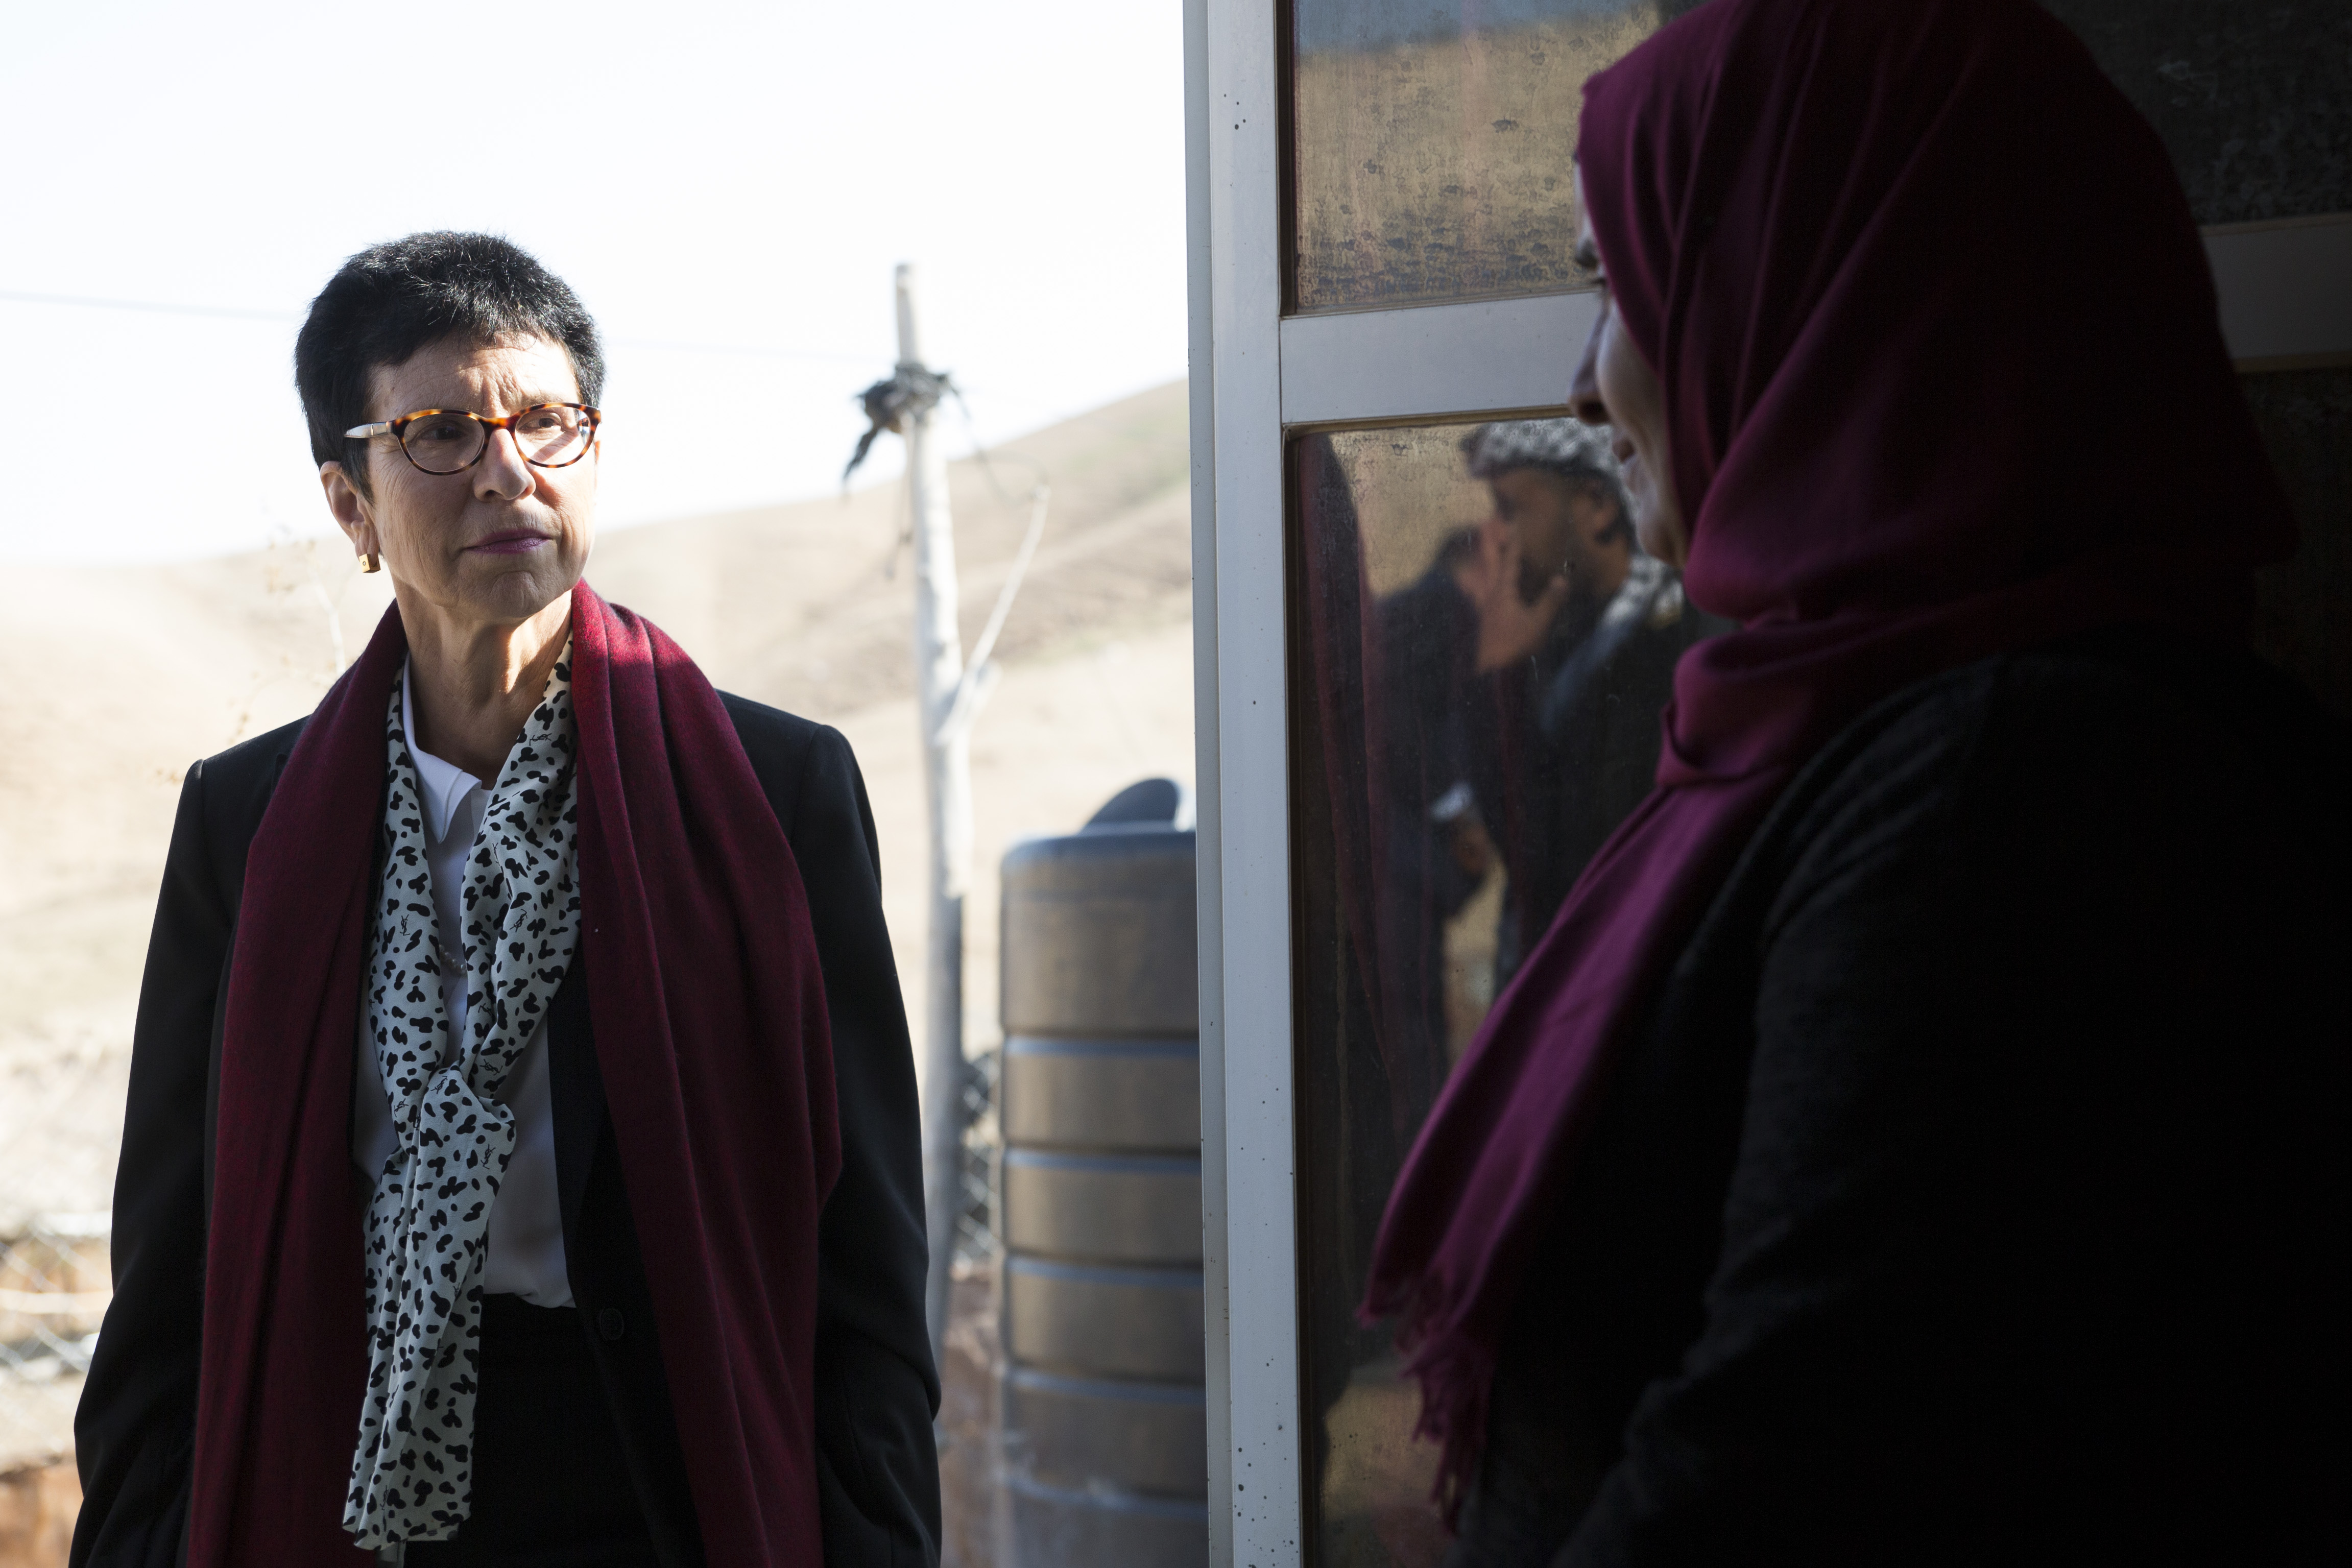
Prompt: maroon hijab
<box><xmin>1364</xmin><ymin>0</ymin><xmax>2294</xmax><ymax>1513</ymax></box>
<box><xmin>189</xmin><ymin>583</ymin><xmax>842</xmax><ymax>1565</ymax></box>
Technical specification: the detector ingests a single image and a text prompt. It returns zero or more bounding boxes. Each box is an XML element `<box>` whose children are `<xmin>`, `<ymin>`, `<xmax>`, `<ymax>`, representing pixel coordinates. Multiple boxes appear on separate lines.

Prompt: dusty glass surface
<box><xmin>2043</xmin><ymin>0</ymin><xmax>2352</xmax><ymax>225</ymax></box>
<box><xmin>1288</xmin><ymin>420</ymin><xmax>1724</xmax><ymax>1564</ymax></box>
<box><xmin>1288</xmin><ymin>0</ymin><xmax>1666</xmax><ymax>312</ymax></box>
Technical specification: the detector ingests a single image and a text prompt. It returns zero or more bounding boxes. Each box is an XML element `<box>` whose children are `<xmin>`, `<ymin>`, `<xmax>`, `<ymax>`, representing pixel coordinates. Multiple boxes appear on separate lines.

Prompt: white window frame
<box><xmin>1185</xmin><ymin>4</ymin><xmax>2351</xmax><ymax>1563</ymax></box>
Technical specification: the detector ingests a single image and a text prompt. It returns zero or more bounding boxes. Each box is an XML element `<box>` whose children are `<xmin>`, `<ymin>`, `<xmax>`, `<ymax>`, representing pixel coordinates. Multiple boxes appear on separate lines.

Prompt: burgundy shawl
<box><xmin>1363</xmin><ymin>0</ymin><xmax>2295</xmax><ymax>1512</ymax></box>
<box><xmin>189</xmin><ymin>583</ymin><xmax>842</xmax><ymax>1565</ymax></box>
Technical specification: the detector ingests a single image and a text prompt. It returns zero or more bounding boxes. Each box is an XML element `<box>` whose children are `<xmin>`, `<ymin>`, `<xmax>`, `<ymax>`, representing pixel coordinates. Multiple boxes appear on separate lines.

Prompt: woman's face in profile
<box><xmin>1569</xmin><ymin>167</ymin><xmax>1687</xmax><ymax>569</ymax></box>
<box><xmin>325</xmin><ymin>333</ymin><xmax>596</xmax><ymax>629</ymax></box>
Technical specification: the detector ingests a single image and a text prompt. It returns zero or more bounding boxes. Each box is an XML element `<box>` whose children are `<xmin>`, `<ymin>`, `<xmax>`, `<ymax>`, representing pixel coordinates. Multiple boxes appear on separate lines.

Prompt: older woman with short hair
<box><xmin>73</xmin><ymin>232</ymin><xmax>939</xmax><ymax>1568</ymax></box>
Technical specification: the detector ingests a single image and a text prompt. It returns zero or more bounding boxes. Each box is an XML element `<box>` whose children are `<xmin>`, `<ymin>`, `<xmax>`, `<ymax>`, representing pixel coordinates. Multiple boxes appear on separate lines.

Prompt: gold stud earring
<box><xmin>358</xmin><ymin>551</ymin><xmax>381</xmax><ymax>574</ymax></box>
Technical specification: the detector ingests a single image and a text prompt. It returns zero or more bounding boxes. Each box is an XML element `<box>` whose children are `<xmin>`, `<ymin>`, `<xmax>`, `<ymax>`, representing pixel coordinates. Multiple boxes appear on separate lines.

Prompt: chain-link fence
<box><xmin>0</xmin><ymin>1213</ymin><xmax>107</xmax><ymax>1475</ymax></box>
<box><xmin>0</xmin><ymin>1003</ymin><xmax>127</xmax><ymax>1505</ymax></box>
<box><xmin>954</xmin><ymin>1046</ymin><xmax>1001</xmax><ymax>1269</ymax></box>
<box><xmin>941</xmin><ymin>1046</ymin><xmax>1006</xmax><ymax>1568</ymax></box>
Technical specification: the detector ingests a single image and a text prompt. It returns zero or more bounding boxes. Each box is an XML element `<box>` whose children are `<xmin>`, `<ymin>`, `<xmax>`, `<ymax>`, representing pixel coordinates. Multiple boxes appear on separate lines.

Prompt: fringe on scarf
<box><xmin>1363</xmin><ymin>1276</ymin><xmax>1496</xmax><ymax>1530</ymax></box>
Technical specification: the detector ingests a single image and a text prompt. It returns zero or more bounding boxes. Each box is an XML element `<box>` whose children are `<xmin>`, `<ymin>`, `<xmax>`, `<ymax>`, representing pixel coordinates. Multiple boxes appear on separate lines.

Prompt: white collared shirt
<box><xmin>349</xmin><ymin>662</ymin><xmax>572</xmax><ymax>1307</ymax></box>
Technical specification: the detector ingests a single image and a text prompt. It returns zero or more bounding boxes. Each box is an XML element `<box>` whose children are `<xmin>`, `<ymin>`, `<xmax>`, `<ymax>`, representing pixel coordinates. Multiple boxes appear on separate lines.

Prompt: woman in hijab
<box><xmin>1365</xmin><ymin>0</ymin><xmax>2346</xmax><ymax>1561</ymax></box>
<box><xmin>72</xmin><ymin>233</ymin><xmax>939</xmax><ymax>1567</ymax></box>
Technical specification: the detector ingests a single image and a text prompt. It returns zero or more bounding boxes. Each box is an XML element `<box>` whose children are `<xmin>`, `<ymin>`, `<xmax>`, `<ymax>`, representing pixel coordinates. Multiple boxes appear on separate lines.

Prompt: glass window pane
<box><xmin>1288</xmin><ymin>0</ymin><xmax>1669</xmax><ymax>313</ymax></box>
<box><xmin>2045</xmin><ymin>0</ymin><xmax>2352</xmax><ymax>226</ymax></box>
<box><xmin>1288</xmin><ymin>421</ymin><xmax>1727</xmax><ymax>1564</ymax></box>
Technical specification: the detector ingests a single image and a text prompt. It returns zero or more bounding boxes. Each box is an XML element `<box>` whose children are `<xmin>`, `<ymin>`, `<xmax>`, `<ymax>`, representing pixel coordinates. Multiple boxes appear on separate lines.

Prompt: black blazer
<box><xmin>71</xmin><ymin>693</ymin><xmax>941</xmax><ymax>1568</ymax></box>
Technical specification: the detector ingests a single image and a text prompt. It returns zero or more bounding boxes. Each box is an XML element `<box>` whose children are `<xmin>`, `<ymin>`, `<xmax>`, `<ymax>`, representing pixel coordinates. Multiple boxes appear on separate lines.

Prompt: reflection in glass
<box><xmin>2042</xmin><ymin>0</ymin><xmax>2352</xmax><ymax>225</ymax></box>
<box><xmin>1290</xmin><ymin>420</ymin><xmax>1724</xmax><ymax>1564</ymax></box>
<box><xmin>1288</xmin><ymin>0</ymin><xmax>1665</xmax><ymax>312</ymax></box>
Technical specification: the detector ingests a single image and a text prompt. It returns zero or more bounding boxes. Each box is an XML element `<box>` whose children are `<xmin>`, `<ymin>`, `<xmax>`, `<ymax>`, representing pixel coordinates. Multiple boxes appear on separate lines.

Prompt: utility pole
<box><xmin>897</xmin><ymin>262</ymin><xmax>969</xmax><ymax>1368</ymax></box>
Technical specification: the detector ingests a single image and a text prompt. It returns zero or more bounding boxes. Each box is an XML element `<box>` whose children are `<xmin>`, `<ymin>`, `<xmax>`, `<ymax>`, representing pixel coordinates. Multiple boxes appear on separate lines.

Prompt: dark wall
<box><xmin>2245</xmin><ymin>369</ymin><xmax>2352</xmax><ymax>719</ymax></box>
<box><xmin>2045</xmin><ymin>0</ymin><xmax>2352</xmax><ymax>717</ymax></box>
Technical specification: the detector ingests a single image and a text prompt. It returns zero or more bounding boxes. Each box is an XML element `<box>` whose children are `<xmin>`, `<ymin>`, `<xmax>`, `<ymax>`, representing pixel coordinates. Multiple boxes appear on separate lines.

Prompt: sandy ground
<box><xmin>937</xmin><ymin>1262</ymin><xmax>1003</xmax><ymax>1568</ymax></box>
<box><xmin>0</xmin><ymin>381</ymin><xmax>1193</xmax><ymax>1503</ymax></box>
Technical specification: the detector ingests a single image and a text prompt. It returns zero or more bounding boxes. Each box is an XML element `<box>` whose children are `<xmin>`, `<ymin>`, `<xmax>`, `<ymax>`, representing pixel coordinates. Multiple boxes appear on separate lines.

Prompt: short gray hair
<box><xmin>1460</xmin><ymin>419</ymin><xmax>1630</xmax><ymax>527</ymax></box>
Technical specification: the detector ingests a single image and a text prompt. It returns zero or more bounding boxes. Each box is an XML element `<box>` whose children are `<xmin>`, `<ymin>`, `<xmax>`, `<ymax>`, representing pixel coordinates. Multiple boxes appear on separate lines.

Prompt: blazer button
<box><xmin>597</xmin><ymin>1307</ymin><xmax>627</xmax><ymax>1342</ymax></box>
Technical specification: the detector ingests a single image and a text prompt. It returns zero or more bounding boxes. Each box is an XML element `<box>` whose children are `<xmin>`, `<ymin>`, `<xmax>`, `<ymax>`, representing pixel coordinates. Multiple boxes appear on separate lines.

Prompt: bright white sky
<box><xmin>0</xmin><ymin>2</ymin><xmax>1188</xmax><ymax>565</ymax></box>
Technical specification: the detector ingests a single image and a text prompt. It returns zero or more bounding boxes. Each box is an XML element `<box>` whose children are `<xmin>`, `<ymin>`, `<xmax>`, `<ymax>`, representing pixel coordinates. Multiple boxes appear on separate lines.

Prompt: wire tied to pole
<box><xmin>934</xmin><ymin>480</ymin><xmax>1051</xmax><ymax>745</ymax></box>
<box><xmin>843</xmin><ymin>360</ymin><xmax>955</xmax><ymax>484</ymax></box>
<box><xmin>841</xmin><ymin>352</ymin><xmax>1054</xmax><ymax>743</ymax></box>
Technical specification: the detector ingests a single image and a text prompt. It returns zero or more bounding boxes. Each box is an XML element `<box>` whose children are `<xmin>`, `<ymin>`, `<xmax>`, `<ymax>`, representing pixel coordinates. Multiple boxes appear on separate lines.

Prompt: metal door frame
<box><xmin>1184</xmin><ymin>5</ymin><xmax>2352</xmax><ymax>1563</ymax></box>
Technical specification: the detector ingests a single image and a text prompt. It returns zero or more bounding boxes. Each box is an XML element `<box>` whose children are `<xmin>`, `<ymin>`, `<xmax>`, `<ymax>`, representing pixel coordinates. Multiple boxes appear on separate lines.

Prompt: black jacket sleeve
<box><xmin>735</xmin><ymin>708</ymin><xmax>941</xmax><ymax>1568</ymax></box>
<box><xmin>70</xmin><ymin>764</ymin><xmax>224</xmax><ymax>1568</ymax></box>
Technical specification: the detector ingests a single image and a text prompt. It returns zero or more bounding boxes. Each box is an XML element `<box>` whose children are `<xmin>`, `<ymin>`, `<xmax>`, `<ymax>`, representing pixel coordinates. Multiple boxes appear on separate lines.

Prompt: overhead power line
<box><xmin>0</xmin><ymin>288</ymin><xmax>873</xmax><ymax>363</ymax></box>
<box><xmin>0</xmin><ymin>287</ymin><xmax>291</xmax><ymax>322</ymax></box>
<box><xmin>619</xmin><ymin>336</ymin><xmax>873</xmax><ymax>366</ymax></box>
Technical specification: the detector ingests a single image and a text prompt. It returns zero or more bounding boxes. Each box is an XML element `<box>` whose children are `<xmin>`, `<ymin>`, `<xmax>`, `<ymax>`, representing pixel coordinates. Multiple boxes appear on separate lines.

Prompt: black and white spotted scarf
<box><xmin>344</xmin><ymin>650</ymin><xmax>582</xmax><ymax>1548</ymax></box>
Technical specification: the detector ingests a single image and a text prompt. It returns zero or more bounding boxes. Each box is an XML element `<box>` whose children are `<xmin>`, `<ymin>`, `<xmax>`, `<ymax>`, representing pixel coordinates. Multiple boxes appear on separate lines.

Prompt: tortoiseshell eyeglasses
<box><xmin>344</xmin><ymin>403</ymin><xmax>602</xmax><ymax>476</ymax></box>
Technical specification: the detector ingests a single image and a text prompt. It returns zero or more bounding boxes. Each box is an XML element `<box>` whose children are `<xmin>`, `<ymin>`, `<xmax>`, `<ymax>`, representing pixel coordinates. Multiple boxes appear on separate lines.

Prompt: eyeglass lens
<box><xmin>399</xmin><ymin>407</ymin><xmax>594</xmax><ymax>474</ymax></box>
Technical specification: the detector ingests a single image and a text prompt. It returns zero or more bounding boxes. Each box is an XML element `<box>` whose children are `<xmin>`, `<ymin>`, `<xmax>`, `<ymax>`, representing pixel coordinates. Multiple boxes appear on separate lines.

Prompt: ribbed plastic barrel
<box><xmin>998</xmin><ymin>779</ymin><xmax>1204</xmax><ymax>1566</ymax></box>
